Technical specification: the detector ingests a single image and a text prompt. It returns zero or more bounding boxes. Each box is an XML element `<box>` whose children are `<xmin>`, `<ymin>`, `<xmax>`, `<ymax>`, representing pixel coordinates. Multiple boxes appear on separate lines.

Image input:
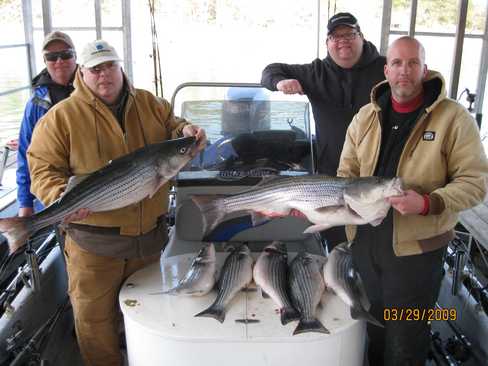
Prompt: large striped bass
<box><xmin>323</xmin><ymin>242</ymin><xmax>383</xmax><ymax>327</ymax></box>
<box><xmin>191</xmin><ymin>175</ymin><xmax>403</xmax><ymax>237</ymax></box>
<box><xmin>289</xmin><ymin>251</ymin><xmax>328</xmax><ymax>335</ymax></box>
<box><xmin>0</xmin><ymin>137</ymin><xmax>197</xmax><ymax>253</ymax></box>
<box><xmin>195</xmin><ymin>244</ymin><xmax>253</xmax><ymax>323</ymax></box>
<box><xmin>160</xmin><ymin>243</ymin><xmax>216</xmax><ymax>296</ymax></box>
<box><xmin>253</xmin><ymin>241</ymin><xmax>299</xmax><ymax>325</ymax></box>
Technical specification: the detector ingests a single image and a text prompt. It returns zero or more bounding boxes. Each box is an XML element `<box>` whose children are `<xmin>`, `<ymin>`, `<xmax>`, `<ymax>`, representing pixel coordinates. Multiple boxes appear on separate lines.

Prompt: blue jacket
<box><xmin>16</xmin><ymin>69</ymin><xmax>74</xmax><ymax>209</ymax></box>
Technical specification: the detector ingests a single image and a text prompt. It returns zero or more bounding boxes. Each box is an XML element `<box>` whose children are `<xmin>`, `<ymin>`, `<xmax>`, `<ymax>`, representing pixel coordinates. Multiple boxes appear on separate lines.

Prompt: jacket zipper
<box><xmin>123</xmin><ymin>94</ymin><xmax>142</xmax><ymax>234</ymax></box>
<box><xmin>396</xmin><ymin>110</ymin><xmax>429</xmax><ymax>172</ymax></box>
<box><xmin>371</xmin><ymin>110</ymin><xmax>383</xmax><ymax>176</ymax></box>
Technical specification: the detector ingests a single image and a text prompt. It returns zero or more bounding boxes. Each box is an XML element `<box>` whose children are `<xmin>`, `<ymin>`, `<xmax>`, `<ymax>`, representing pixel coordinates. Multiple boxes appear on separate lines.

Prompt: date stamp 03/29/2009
<box><xmin>383</xmin><ymin>307</ymin><xmax>457</xmax><ymax>322</ymax></box>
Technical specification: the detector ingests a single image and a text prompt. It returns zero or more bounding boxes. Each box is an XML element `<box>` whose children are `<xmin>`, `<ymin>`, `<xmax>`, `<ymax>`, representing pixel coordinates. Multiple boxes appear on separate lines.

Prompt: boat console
<box><xmin>120</xmin><ymin>83</ymin><xmax>366</xmax><ymax>366</ymax></box>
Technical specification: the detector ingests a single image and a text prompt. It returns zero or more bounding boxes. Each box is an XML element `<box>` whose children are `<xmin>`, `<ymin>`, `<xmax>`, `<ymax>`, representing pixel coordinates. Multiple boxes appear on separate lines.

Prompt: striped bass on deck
<box><xmin>191</xmin><ymin>175</ymin><xmax>403</xmax><ymax>237</ymax></box>
<box><xmin>253</xmin><ymin>241</ymin><xmax>299</xmax><ymax>325</ymax></box>
<box><xmin>195</xmin><ymin>244</ymin><xmax>253</xmax><ymax>323</ymax></box>
<box><xmin>160</xmin><ymin>243</ymin><xmax>216</xmax><ymax>296</ymax></box>
<box><xmin>324</xmin><ymin>242</ymin><xmax>383</xmax><ymax>328</ymax></box>
<box><xmin>289</xmin><ymin>251</ymin><xmax>329</xmax><ymax>335</ymax></box>
<box><xmin>0</xmin><ymin>137</ymin><xmax>197</xmax><ymax>253</ymax></box>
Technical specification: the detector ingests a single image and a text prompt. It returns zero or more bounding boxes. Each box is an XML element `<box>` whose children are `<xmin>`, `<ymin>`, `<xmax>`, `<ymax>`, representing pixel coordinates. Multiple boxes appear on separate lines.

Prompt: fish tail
<box><xmin>0</xmin><ymin>216</ymin><xmax>34</xmax><ymax>254</ymax></box>
<box><xmin>293</xmin><ymin>317</ymin><xmax>330</xmax><ymax>335</ymax></box>
<box><xmin>351</xmin><ymin>307</ymin><xmax>384</xmax><ymax>328</ymax></box>
<box><xmin>194</xmin><ymin>304</ymin><xmax>226</xmax><ymax>323</ymax></box>
<box><xmin>303</xmin><ymin>224</ymin><xmax>332</xmax><ymax>234</ymax></box>
<box><xmin>280</xmin><ymin>306</ymin><xmax>300</xmax><ymax>325</ymax></box>
<box><xmin>191</xmin><ymin>195</ymin><xmax>226</xmax><ymax>235</ymax></box>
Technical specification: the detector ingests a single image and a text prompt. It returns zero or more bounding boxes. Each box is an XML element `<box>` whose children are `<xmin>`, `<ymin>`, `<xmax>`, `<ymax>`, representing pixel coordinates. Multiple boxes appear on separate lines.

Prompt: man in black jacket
<box><xmin>261</xmin><ymin>12</ymin><xmax>385</xmax><ymax>249</ymax></box>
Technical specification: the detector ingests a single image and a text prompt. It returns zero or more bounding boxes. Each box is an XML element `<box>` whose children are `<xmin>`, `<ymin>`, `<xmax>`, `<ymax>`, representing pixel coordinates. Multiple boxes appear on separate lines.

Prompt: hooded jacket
<box><xmin>27</xmin><ymin>69</ymin><xmax>189</xmax><ymax>236</ymax></box>
<box><xmin>16</xmin><ymin>68</ymin><xmax>75</xmax><ymax>209</ymax></box>
<box><xmin>338</xmin><ymin>71</ymin><xmax>488</xmax><ymax>256</ymax></box>
<box><xmin>261</xmin><ymin>40</ymin><xmax>386</xmax><ymax>175</ymax></box>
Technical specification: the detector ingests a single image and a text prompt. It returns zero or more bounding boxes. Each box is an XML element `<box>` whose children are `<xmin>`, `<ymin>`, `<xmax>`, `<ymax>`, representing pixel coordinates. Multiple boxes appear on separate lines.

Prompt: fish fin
<box><xmin>184</xmin><ymin>290</ymin><xmax>205</xmax><ymax>295</ymax></box>
<box><xmin>315</xmin><ymin>206</ymin><xmax>338</xmax><ymax>213</ymax></box>
<box><xmin>0</xmin><ymin>216</ymin><xmax>34</xmax><ymax>254</ymax></box>
<box><xmin>303</xmin><ymin>224</ymin><xmax>333</xmax><ymax>234</ymax></box>
<box><xmin>253</xmin><ymin>175</ymin><xmax>282</xmax><ymax>187</ymax></box>
<box><xmin>293</xmin><ymin>318</ymin><xmax>330</xmax><ymax>335</ymax></box>
<box><xmin>350</xmin><ymin>307</ymin><xmax>384</xmax><ymax>328</ymax></box>
<box><xmin>62</xmin><ymin>174</ymin><xmax>91</xmax><ymax>196</ymax></box>
<box><xmin>194</xmin><ymin>304</ymin><xmax>226</xmax><ymax>323</ymax></box>
<box><xmin>325</xmin><ymin>287</ymin><xmax>336</xmax><ymax>295</ymax></box>
<box><xmin>261</xmin><ymin>289</ymin><xmax>270</xmax><ymax>299</ymax></box>
<box><xmin>149</xmin><ymin>177</ymin><xmax>167</xmax><ymax>198</ymax></box>
<box><xmin>250</xmin><ymin>211</ymin><xmax>271</xmax><ymax>227</ymax></box>
<box><xmin>280</xmin><ymin>307</ymin><xmax>300</xmax><ymax>325</ymax></box>
<box><xmin>313</xmin><ymin>255</ymin><xmax>328</xmax><ymax>270</ymax></box>
<box><xmin>194</xmin><ymin>257</ymin><xmax>215</xmax><ymax>264</ymax></box>
<box><xmin>191</xmin><ymin>195</ymin><xmax>226</xmax><ymax>235</ymax></box>
<box><xmin>354</xmin><ymin>272</ymin><xmax>372</xmax><ymax>311</ymax></box>
<box><xmin>369</xmin><ymin>217</ymin><xmax>384</xmax><ymax>226</ymax></box>
<box><xmin>222</xmin><ymin>242</ymin><xmax>236</xmax><ymax>252</ymax></box>
<box><xmin>242</xmin><ymin>287</ymin><xmax>257</xmax><ymax>293</ymax></box>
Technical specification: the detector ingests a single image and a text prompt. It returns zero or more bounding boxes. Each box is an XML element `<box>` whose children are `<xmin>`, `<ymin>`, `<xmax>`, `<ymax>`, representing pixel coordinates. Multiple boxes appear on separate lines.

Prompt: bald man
<box><xmin>338</xmin><ymin>36</ymin><xmax>488</xmax><ymax>365</ymax></box>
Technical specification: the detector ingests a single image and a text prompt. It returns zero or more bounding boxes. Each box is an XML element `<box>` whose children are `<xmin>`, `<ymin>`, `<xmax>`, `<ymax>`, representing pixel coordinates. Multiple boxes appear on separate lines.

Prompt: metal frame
<box><xmin>449</xmin><ymin>0</ymin><xmax>469</xmax><ymax>100</ymax></box>
<box><xmin>122</xmin><ymin>0</ymin><xmax>133</xmax><ymax>81</ymax></box>
<box><xmin>316</xmin><ymin>0</ymin><xmax>321</xmax><ymax>59</ymax></box>
<box><xmin>41</xmin><ymin>0</ymin><xmax>52</xmax><ymax>35</ymax></box>
<box><xmin>170</xmin><ymin>82</ymin><xmax>264</xmax><ymax>110</ymax></box>
<box><xmin>390</xmin><ymin>30</ymin><xmax>484</xmax><ymax>38</ymax></box>
<box><xmin>379</xmin><ymin>0</ymin><xmax>487</xmax><ymax>128</ymax></box>
<box><xmin>8</xmin><ymin>0</ymin><xmax>488</xmax><ymax>128</ymax></box>
<box><xmin>0</xmin><ymin>1</ymin><xmax>34</xmax><ymax>98</ymax></box>
<box><xmin>475</xmin><ymin>0</ymin><xmax>488</xmax><ymax>127</ymax></box>
<box><xmin>35</xmin><ymin>0</ymin><xmax>133</xmax><ymax>82</ymax></box>
<box><xmin>95</xmin><ymin>0</ymin><xmax>102</xmax><ymax>40</ymax></box>
<box><xmin>170</xmin><ymin>81</ymin><xmax>316</xmax><ymax>174</ymax></box>
<box><xmin>380</xmin><ymin>0</ymin><xmax>392</xmax><ymax>55</ymax></box>
<box><xmin>408</xmin><ymin>0</ymin><xmax>418</xmax><ymax>37</ymax></box>
<box><xmin>22</xmin><ymin>0</ymin><xmax>35</xmax><ymax>80</ymax></box>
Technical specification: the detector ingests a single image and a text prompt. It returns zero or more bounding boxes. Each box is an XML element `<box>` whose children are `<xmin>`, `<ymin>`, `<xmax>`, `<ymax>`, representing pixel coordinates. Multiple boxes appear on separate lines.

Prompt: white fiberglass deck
<box><xmin>120</xmin><ymin>253</ymin><xmax>366</xmax><ymax>366</ymax></box>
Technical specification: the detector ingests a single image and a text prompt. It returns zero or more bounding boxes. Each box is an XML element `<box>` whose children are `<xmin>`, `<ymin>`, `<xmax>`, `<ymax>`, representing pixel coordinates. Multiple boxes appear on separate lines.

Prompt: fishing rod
<box><xmin>9</xmin><ymin>297</ymin><xmax>69</xmax><ymax>366</ymax></box>
<box><xmin>0</xmin><ymin>232</ymin><xmax>56</xmax><ymax>315</ymax></box>
<box><xmin>445</xmin><ymin>241</ymin><xmax>488</xmax><ymax>317</ymax></box>
<box><xmin>430</xmin><ymin>330</ymin><xmax>459</xmax><ymax>366</ymax></box>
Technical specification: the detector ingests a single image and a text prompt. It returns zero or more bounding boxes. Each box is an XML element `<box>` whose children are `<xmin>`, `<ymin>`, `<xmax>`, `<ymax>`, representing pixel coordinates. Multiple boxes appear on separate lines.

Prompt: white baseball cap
<box><xmin>80</xmin><ymin>40</ymin><xmax>122</xmax><ymax>68</ymax></box>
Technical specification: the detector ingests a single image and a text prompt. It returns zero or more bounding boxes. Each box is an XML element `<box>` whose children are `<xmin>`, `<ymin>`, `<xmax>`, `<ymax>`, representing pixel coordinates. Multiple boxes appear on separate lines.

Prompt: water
<box><xmin>0</xmin><ymin>89</ymin><xmax>30</xmax><ymax>146</ymax></box>
<box><xmin>181</xmin><ymin>100</ymin><xmax>311</xmax><ymax>143</ymax></box>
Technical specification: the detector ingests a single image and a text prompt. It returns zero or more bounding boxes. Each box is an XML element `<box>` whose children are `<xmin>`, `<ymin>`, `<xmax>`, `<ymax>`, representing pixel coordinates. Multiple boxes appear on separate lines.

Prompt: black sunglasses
<box><xmin>44</xmin><ymin>50</ymin><xmax>75</xmax><ymax>62</ymax></box>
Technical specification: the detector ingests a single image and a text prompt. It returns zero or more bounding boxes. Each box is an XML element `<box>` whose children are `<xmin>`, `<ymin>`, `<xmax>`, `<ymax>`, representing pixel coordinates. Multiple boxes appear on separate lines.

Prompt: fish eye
<box><xmin>179</xmin><ymin>147</ymin><xmax>187</xmax><ymax>154</ymax></box>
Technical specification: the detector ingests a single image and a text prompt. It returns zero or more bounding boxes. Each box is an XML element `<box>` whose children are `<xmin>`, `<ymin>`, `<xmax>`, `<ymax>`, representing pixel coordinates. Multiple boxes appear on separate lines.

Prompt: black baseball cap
<box><xmin>327</xmin><ymin>12</ymin><xmax>360</xmax><ymax>35</ymax></box>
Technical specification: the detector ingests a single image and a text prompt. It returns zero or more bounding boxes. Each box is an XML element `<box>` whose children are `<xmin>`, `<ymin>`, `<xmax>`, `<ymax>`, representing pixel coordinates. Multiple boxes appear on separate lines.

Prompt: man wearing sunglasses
<box><xmin>261</xmin><ymin>12</ymin><xmax>386</xmax><ymax>250</ymax></box>
<box><xmin>16</xmin><ymin>31</ymin><xmax>77</xmax><ymax>217</ymax></box>
<box><xmin>27</xmin><ymin>40</ymin><xmax>206</xmax><ymax>366</ymax></box>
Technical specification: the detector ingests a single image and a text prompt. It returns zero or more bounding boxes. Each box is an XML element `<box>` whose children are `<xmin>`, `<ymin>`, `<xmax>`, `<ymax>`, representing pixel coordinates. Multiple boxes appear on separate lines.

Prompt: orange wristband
<box><xmin>420</xmin><ymin>194</ymin><xmax>430</xmax><ymax>216</ymax></box>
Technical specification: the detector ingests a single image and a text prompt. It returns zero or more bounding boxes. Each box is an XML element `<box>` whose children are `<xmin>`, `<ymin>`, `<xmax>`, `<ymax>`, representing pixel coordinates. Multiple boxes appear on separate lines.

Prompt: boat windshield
<box><xmin>172</xmin><ymin>84</ymin><xmax>313</xmax><ymax>177</ymax></box>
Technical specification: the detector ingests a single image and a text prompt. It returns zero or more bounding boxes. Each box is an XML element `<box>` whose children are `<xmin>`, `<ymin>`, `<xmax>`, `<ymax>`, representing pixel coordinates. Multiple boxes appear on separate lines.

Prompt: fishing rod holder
<box><xmin>451</xmin><ymin>249</ymin><xmax>466</xmax><ymax>296</ymax></box>
<box><xmin>25</xmin><ymin>240</ymin><xmax>41</xmax><ymax>293</ymax></box>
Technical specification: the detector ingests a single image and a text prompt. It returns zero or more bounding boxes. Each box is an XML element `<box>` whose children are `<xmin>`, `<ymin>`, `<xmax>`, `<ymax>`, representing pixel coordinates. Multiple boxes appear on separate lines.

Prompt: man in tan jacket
<box><xmin>28</xmin><ymin>40</ymin><xmax>206</xmax><ymax>366</ymax></box>
<box><xmin>338</xmin><ymin>37</ymin><xmax>488</xmax><ymax>366</ymax></box>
